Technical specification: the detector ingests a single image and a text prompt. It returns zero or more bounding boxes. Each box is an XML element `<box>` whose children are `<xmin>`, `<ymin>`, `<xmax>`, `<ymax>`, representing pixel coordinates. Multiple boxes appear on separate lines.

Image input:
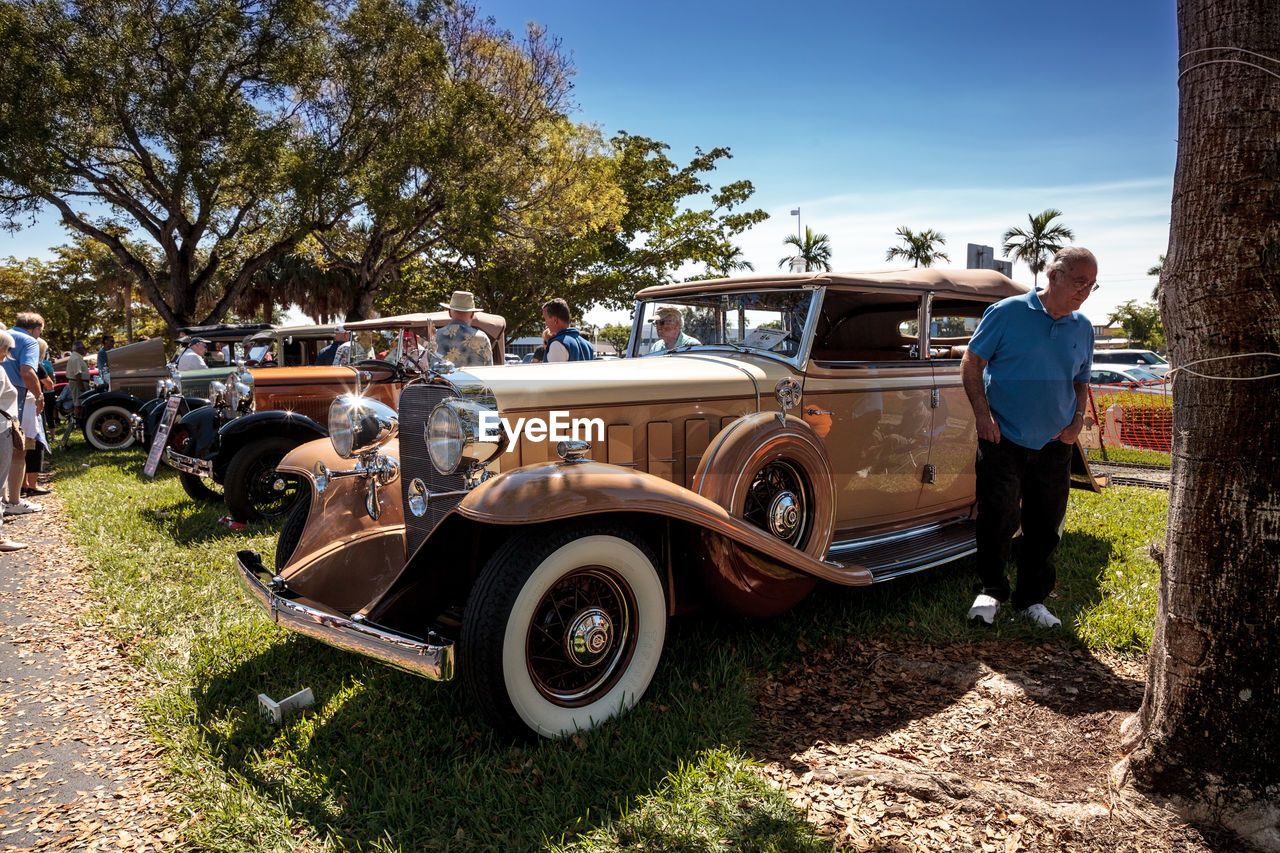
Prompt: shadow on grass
<box><xmin>189</xmin><ymin>617</ymin><xmax>757</xmax><ymax>851</ymax></box>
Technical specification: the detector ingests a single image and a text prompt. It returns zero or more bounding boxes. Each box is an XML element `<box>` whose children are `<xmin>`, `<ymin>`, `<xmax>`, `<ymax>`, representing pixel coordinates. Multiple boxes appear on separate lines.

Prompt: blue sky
<box><xmin>3</xmin><ymin>0</ymin><xmax>1178</xmax><ymax>328</ymax></box>
<box><xmin>472</xmin><ymin>0</ymin><xmax>1179</xmax><ymax>326</ymax></box>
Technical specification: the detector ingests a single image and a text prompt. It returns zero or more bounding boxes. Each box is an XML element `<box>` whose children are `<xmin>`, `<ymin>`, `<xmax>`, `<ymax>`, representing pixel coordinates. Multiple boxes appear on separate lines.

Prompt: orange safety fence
<box><xmin>1086</xmin><ymin>383</ymin><xmax>1173</xmax><ymax>453</ymax></box>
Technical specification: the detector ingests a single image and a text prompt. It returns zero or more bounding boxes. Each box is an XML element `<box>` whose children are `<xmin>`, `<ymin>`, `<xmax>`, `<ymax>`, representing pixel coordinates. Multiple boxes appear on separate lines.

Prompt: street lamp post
<box><xmin>790</xmin><ymin>207</ymin><xmax>801</xmax><ymax>242</ymax></box>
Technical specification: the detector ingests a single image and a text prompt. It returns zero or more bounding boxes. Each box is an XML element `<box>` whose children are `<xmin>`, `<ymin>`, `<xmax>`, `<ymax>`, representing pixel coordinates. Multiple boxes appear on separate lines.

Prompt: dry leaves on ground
<box><xmin>752</xmin><ymin>637</ymin><xmax>1228</xmax><ymax>852</ymax></box>
<box><xmin>0</xmin><ymin>495</ymin><xmax>181</xmax><ymax>852</ymax></box>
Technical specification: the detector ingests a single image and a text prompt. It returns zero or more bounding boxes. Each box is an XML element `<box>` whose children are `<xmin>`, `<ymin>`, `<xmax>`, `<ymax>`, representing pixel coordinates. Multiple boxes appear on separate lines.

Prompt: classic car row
<box><xmin>221</xmin><ymin>269</ymin><xmax>1100</xmax><ymax>740</ymax></box>
<box><xmin>139</xmin><ymin>311</ymin><xmax>506</xmax><ymax>521</ymax></box>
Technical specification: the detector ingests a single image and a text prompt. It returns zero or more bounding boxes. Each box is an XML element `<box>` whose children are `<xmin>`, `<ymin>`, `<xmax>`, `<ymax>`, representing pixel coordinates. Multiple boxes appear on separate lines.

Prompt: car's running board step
<box><xmin>827</xmin><ymin>518</ymin><xmax>976</xmax><ymax>582</ymax></box>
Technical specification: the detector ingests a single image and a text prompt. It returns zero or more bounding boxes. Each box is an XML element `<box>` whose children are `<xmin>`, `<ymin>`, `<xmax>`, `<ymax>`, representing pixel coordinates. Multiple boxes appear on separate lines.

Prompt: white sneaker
<box><xmin>3</xmin><ymin>500</ymin><xmax>44</xmax><ymax>516</ymax></box>
<box><xmin>968</xmin><ymin>594</ymin><xmax>1000</xmax><ymax>626</ymax></box>
<box><xmin>1021</xmin><ymin>603</ymin><xmax>1062</xmax><ymax>628</ymax></box>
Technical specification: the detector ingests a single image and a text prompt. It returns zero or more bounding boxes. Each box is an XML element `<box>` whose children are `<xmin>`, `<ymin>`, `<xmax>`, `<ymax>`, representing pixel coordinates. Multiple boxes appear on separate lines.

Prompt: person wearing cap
<box><xmin>315</xmin><ymin>330</ymin><xmax>348</xmax><ymax>366</ymax></box>
<box><xmin>66</xmin><ymin>341</ymin><xmax>90</xmax><ymax>422</ymax></box>
<box><xmin>434</xmin><ymin>291</ymin><xmax>493</xmax><ymax>368</ymax></box>
<box><xmin>541</xmin><ymin>298</ymin><xmax>594</xmax><ymax>362</ymax></box>
<box><xmin>176</xmin><ymin>337</ymin><xmax>209</xmax><ymax>371</ymax></box>
<box><xmin>648</xmin><ymin>306</ymin><xmax>700</xmax><ymax>353</ymax></box>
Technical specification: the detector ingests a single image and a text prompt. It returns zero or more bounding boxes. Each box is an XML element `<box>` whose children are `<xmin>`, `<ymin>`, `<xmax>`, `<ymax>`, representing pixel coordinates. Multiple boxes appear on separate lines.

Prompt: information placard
<box><xmin>143</xmin><ymin>396</ymin><xmax>183</xmax><ymax>479</ymax></box>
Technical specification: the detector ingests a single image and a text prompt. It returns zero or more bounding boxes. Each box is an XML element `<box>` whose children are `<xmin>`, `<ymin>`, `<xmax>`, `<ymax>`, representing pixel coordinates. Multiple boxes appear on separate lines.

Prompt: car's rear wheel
<box><xmin>460</xmin><ymin>527</ymin><xmax>666</xmax><ymax>740</ymax></box>
<box><xmin>223</xmin><ymin>437</ymin><xmax>304</xmax><ymax>523</ymax></box>
<box><xmin>83</xmin><ymin>404</ymin><xmax>137</xmax><ymax>451</ymax></box>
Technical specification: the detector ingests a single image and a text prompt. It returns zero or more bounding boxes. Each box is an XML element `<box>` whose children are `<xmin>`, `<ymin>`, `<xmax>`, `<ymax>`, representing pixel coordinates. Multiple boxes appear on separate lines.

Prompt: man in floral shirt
<box><xmin>434</xmin><ymin>291</ymin><xmax>493</xmax><ymax>368</ymax></box>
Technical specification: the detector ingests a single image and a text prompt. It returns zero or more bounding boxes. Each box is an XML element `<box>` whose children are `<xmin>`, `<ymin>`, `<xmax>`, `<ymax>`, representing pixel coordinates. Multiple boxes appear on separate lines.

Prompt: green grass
<box><xmin>1088</xmin><ymin>445</ymin><xmax>1172</xmax><ymax>466</ymax></box>
<box><xmin>53</xmin><ymin>445</ymin><xmax>1167</xmax><ymax>851</ymax></box>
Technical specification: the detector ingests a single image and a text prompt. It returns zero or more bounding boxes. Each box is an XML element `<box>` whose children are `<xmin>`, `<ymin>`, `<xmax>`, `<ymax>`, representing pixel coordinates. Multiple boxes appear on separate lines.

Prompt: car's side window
<box><xmin>811</xmin><ymin>291</ymin><xmax>921</xmax><ymax>363</ymax></box>
<box><xmin>921</xmin><ymin>298</ymin><xmax>989</xmax><ymax>359</ymax></box>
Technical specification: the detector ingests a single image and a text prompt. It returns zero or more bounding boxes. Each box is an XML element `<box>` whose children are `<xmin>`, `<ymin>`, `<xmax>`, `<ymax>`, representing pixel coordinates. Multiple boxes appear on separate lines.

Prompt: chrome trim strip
<box><xmin>826</xmin><ymin>519</ymin><xmax>960</xmax><ymax>558</ymax></box>
<box><xmin>164</xmin><ymin>448</ymin><xmax>213</xmax><ymax>477</ymax></box>
<box><xmin>235</xmin><ymin>550</ymin><xmax>455</xmax><ymax>682</ymax></box>
<box><xmin>869</xmin><ymin>546</ymin><xmax>977</xmax><ymax>582</ymax></box>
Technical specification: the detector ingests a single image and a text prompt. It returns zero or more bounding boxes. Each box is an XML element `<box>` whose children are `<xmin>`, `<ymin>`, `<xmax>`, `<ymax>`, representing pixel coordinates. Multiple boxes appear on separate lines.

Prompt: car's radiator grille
<box><xmin>399</xmin><ymin>383</ymin><xmax>465</xmax><ymax>558</ymax></box>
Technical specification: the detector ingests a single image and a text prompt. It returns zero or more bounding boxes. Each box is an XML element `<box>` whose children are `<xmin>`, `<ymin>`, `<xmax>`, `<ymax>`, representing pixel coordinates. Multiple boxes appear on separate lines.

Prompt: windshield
<box><xmin>1138</xmin><ymin>351</ymin><xmax>1168</xmax><ymax>365</ymax></box>
<box><xmin>1125</xmin><ymin>367</ymin><xmax>1164</xmax><ymax>382</ymax></box>
<box><xmin>633</xmin><ymin>289</ymin><xmax>815</xmax><ymax>359</ymax></box>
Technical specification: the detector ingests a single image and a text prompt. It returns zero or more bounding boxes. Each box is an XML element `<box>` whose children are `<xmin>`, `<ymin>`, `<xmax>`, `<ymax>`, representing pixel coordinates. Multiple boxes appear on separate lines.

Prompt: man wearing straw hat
<box><xmin>435</xmin><ymin>291</ymin><xmax>493</xmax><ymax>368</ymax></box>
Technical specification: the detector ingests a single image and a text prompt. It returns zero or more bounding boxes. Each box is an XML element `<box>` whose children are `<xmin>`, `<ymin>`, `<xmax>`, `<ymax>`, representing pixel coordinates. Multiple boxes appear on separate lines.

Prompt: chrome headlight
<box><xmin>329</xmin><ymin>394</ymin><xmax>399</xmax><ymax>459</ymax></box>
<box><xmin>426</xmin><ymin>398</ymin><xmax>502</xmax><ymax>475</ymax></box>
<box><xmin>208</xmin><ymin>381</ymin><xmax>227</xmax><ymax>407</ymax></box>
<box><xmin>155</xmin><ymin>377</ymin><xmax>180</xmax><ymax>398</ymax></box>
<box><xmin>227</xmin><ymin>367</ymin><xmax>255</xmax><ymax>412</ymax></box>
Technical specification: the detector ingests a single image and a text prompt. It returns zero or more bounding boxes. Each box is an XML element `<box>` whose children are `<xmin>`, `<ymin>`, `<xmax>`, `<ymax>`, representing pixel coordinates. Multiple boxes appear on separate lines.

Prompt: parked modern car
<box><xmin>1091</xmin><ymin>348</ymin><xmax>1170</xmax><ymax>377</ymax></box>
<box><xmin>1089</xmin><ymin>363</ymin><xmax>1171</xmax><ymax>396</ymax></box>
<box><xmin>235</xmin><ymin>269</ymin><xmax>1100</xmax><ymax>740</ymax></box>
<box><xmin>164</xmin><ymin>312</ymin><xmax>506</xmax><ymax>521</ymax></box>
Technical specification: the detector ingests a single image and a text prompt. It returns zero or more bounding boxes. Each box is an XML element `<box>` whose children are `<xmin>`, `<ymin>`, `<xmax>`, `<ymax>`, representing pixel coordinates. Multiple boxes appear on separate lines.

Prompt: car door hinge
<box><xmin>922</xmin><ymin>464</ymin><xmax>936</xmax><ymax>484</ymax></box>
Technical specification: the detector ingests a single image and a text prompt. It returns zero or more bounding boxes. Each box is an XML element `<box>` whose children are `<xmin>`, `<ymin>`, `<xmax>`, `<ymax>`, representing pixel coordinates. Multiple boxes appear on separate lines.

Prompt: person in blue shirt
<box><xmin>3</xmin><ymin>313</ymin><xmax>46</xmax><ymax>516</ymax></box>
<box><xmin>541</xmin><ymin>298</ymin><xmax>594</xmax><ymax>362</ymax></box>
<box><xmin>961</xmin><ymin>247</ymin><xmax>1097</xmax><ymax>629</ymax></box>
<box><xmin>314</xmin><ymin>331</ymin><xmax>347</xmax><ymax>366</ymax></box>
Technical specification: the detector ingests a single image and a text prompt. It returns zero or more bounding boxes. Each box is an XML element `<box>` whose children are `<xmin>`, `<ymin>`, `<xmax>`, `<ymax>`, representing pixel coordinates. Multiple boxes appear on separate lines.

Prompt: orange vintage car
<box><xmin>163</xmin><ymin>313</ymin><xmax>505</xmax><ymax>520</ymax></box>
<box><xmin>235</xmin><ymin>269</ymin><xmax>1099</xmax><ymax>739</ymax></box>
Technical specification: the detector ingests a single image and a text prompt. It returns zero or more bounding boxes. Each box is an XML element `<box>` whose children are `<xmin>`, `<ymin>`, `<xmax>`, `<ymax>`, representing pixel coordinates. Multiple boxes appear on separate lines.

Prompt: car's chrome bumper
<box><xmin>129</xmin><ymin>413</ymin><xmax>145</xmax><ymax>444</ymax></box>
<box><xmin>235</xmin><ymin>550</ymin><xmax>455</xmax><ymax>682</ymax></box>
<box><xmin>164</xmin><ymin>448</ymin><xmax>213</xmax><ymax>477</ymax></box>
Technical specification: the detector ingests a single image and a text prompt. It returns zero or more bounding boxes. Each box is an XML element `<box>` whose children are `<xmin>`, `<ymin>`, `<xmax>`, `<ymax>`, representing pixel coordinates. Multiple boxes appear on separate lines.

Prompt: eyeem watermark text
<box><xmin>479</xmin><ymin>410</ymin><xmax>604</xmax><ymax>443</ymax></box>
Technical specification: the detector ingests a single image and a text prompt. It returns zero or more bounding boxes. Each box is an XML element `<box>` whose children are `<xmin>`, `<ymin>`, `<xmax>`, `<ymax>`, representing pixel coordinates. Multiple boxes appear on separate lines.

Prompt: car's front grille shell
<box><xmin>398</xmin><ymin>382</ymin><xmax>466</xmax><ymax>559</ymax></box>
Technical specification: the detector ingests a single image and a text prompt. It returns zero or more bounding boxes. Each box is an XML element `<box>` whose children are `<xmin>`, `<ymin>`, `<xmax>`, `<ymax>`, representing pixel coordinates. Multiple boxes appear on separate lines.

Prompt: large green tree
<box><xmin>884</xmin><ymin>226</ymin><xmax>950</xmax><ymax>268</ymax></box>
<box><xmin>778</xmin><ymin>226</ymin><xmax>833</xmax><ymax>272</ymax></box>
<box><xmin>1000</xmin><ymin>208</ymin><xmax>1074</xmax><ymax>283</ymax></box>
<box><xmin>309</xmin><ymin>3</ymin><xmax>580</xmax><ymax>321</ymax></box>
<box><xmin>383</xmin><ymin>134</ymin><xmax>768</xmax><ymax>339</ymax></box>
<box><xmin>1</xmin><ymin>0</ymin><xmax>573</xmax><ymax>329</ymax></box>
<box><xmin>1107</xmin><ymin>300</ymin><xmax>1165</xmax><ymax>351</ymax></box>
<box><xmin>0</xmin><ymin>0</ymin><xmax>346</xmax><ymax>330</ymax></box>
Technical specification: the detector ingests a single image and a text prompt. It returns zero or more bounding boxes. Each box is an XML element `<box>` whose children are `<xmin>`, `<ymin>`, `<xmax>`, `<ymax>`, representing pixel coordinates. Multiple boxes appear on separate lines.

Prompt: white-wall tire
<box><xmin>460</xmin><ymin>527</ymin><xmax>666</xmax><ymax>739</ymax></box>
<box><xmin>82</xmin><ymin>404</ymin><xmax>137</xmax><ymax>451</ymax></box>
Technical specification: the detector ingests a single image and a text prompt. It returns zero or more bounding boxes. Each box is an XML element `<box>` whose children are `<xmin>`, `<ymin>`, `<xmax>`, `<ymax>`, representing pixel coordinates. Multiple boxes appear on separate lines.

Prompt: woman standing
<box><xmin>0</xmin><ymin>331</ymin><xmax>28</xmax><ymax>551</ymax></box>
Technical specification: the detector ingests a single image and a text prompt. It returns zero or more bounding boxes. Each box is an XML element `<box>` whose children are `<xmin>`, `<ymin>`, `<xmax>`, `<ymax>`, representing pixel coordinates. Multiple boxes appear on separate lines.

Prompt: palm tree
<box><xmin>708</xmin><ymin>243</ymin><xmax>755</xmax><ymax>278</ymax></box>
<box><xmin>1148</xmin><ymin>254</ymin><xmax>1165</xmax><ymax>300</ymax></box>
<box><xmin>1001</xmin><ymin>209</ymin><xmax>1075</xmax><ymax>284</ymax></box>
<box><xmin>778</xmin><ymin>226</ymin><xmax>833</xmax><ymax>272</ymax></box>
<box><xmin>885</xmin><ymin>226</ymin><xmax>950</xmax><ymax>268</ymax></box>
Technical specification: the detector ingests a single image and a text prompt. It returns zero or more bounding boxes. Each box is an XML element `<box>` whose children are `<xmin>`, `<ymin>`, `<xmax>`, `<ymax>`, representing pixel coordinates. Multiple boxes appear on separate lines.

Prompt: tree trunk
<box><xmin>1116</xmin><ymin>1</ymin><xmax>1280</xmax><ymax>848</ymax></box>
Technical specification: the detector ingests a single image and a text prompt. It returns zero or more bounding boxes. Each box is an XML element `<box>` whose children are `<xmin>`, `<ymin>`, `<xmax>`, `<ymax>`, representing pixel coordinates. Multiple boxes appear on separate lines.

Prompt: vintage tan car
<box><xmin>235</xmin><ymin>269</ymin><xmax>1098</xmax><ymax>739</ymax></box>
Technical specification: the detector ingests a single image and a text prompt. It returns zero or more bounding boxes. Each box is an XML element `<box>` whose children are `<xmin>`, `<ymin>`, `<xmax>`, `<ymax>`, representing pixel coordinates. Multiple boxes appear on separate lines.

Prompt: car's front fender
<box><xmin>216</xmin><ymin>410</ymin><xmax>328</xmax><ymax>467</ymax></box>
<box><xmin>81</xmin><ymin>391</ymin><xmax>145</xmax><ymax>414</ymax></box>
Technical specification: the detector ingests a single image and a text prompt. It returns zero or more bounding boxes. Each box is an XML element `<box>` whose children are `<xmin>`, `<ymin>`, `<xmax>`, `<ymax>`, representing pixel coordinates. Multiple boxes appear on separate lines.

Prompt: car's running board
<box><xmin>826</xmin><ymin>518</ymin><xmax>976</xmax><ymax>582</ymax></box>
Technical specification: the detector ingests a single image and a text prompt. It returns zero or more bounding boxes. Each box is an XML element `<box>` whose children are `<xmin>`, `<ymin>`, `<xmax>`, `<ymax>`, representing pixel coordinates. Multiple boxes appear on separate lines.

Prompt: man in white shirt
<box><xmin>176</xmin><ymin>337</ymin><xmax>209</xmax><ymax>371</ymax></box>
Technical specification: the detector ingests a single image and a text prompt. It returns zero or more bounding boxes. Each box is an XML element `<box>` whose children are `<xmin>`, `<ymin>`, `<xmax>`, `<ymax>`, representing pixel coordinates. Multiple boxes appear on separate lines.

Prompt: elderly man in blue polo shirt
<box><xmin>961</xmin><ymin>246</ymin><xmax>1097</xmax><ymax>629</ymax></box>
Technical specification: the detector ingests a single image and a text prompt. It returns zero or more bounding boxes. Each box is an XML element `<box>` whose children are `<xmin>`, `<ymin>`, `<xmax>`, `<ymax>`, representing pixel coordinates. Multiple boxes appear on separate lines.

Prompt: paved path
<box><xmin>0</xmin><ymin>496</ymin><xmax>176</xmax><ymax>852</ymax></box>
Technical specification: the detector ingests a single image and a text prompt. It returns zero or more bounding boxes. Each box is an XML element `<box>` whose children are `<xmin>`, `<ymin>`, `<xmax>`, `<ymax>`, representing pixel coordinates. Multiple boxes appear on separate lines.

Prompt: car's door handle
<box><xmin>804</xmin><ymin>406</ymin><xmax>834</xmax><ymax>416</ymax></box>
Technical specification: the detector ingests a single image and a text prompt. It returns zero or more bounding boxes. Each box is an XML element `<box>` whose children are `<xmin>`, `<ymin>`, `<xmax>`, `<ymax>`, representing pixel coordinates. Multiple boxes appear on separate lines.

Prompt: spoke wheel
<box><xmin>461</xmin><ymin>527</ymin><xmax>665</xmax><ymax>739</ymax></box>
<box><xmin>224</xmin><ymin>437</ymin><xmax>303</xmax><ymax>523</ymax></box>
<box><xmin>741</xmin><ymin>459</ymin><xmax>811</xmax><ymax>548</ymax></box>
<box><xmin>525</xmin><ymin>567</ymin><xmax>637</xmax><ymax>706</ymax></box>
<box><xmin>83</xmin><ymin>405</ymin><xmax>137</xmax><ymax>451</ymax></box>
